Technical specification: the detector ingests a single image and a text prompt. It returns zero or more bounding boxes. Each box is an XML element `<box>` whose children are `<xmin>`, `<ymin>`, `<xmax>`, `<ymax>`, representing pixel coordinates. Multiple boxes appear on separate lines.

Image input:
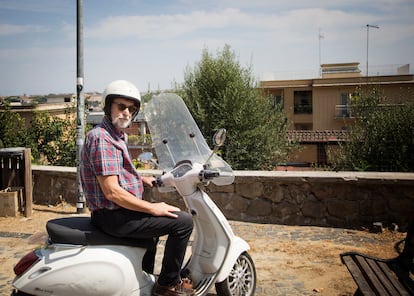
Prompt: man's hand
<box><xmin>142</xmin><ymin>176</ymin><xmax>156</xmax><ymax>187</ymax></box>
<box><xmin>150</xmin><ymin>202</ymin><xmax>180</xmax><ymax>218</ymax></box>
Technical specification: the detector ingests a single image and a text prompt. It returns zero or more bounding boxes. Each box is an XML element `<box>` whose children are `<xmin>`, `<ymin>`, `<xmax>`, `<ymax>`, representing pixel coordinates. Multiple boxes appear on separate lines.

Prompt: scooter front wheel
<box><xmin>215</xmin><ymin>252</ymin><xmax>256</xmax><ymax>296</ymax></box>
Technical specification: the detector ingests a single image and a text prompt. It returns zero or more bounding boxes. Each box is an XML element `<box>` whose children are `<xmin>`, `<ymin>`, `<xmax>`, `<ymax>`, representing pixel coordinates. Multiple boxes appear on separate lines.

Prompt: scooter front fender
<box><xmin>215</xmin><ymin>236</ymin><xmax>250</xmax><ymax>283</ymax></box>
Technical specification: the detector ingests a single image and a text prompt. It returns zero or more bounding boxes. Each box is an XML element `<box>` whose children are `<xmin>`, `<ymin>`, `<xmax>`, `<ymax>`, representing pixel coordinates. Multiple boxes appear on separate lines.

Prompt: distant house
<box><xmin>1</xmin><ymin>94</ymin><xmax>76</xmax><ymax>129</ymax></box>
<box><xmin>86</xmin><ymin>93</ymin><xmax>103</xmax><ymax>111</ymax></box>
<box><xmin>260</xmin><ymin>62</ymin><xmax>414</xmax><ymax>167</ymax></box>
<box><xmin>46</xmin><ymin>94</ymin><xmax>75</xmax><ymax>104</ymax></box>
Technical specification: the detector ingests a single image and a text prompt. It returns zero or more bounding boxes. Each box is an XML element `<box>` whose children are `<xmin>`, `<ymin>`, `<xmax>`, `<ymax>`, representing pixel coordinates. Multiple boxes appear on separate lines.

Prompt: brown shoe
<box><xmin>181</xmin><ymin>278</ymin><xmax>193</xmax><ymax>290</ymax></box>
<box><xmin>152</xmin><ymin>280</ymin><xmax>195</xmax><ymax>296</ymax></box>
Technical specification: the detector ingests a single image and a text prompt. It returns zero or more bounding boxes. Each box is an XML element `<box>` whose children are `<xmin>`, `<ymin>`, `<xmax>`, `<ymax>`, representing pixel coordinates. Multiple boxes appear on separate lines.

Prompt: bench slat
<box><xmin>366</xmin><ymin>258</ymin><xmax>401</xmax><ymax>295</ymax></box>
<box><xmin>341</xmin><ymin>255</ymin><xmax>376</xmax><ymax>294</ymax></box>
<box><xmin>355</xmin><ymin>256</ymin><xmax>389</xmax><ymax>295</ymax></box>
<box><xmin>377</xmin><ymin>261</ymin><xmax>410</xmax><ymax>296</ymax></box>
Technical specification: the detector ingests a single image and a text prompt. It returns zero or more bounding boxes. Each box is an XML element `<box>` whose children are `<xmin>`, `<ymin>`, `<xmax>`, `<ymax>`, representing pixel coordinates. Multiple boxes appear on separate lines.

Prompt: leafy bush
<box><xmin>331</xmin><ymin>87</ymin><xmax>414</xmax><ymax>172</ymax></box>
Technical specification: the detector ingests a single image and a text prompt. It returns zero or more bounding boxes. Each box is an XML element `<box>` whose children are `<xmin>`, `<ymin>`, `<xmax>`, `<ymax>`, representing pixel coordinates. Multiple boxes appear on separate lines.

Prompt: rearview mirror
<box><xmin>137</xmin><ymin>152</ymin><xmax>153</xmax><ymax>162</ymax></box>
<box><xmin>213</xmin><ymin>128</ymin><xmax>227</xmax><ymax>147</ymax></box>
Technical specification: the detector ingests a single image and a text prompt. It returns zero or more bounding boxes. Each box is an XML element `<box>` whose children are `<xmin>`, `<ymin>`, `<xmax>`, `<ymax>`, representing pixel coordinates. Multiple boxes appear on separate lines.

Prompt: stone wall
<box><xmin>32</xmin><ymin>166</ymin><xmax>414</xmax><ymax>229</ymax></box>
<box><xmin>32</xmin><ymin>166</ymin><xmax>77</xmax><ymax>205</ymax></box>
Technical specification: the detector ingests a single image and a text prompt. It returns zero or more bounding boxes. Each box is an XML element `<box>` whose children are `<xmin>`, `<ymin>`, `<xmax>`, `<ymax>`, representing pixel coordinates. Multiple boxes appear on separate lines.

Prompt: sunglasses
<box><xmin>114</xmin><ymin>102</ymin><xmax>139</xmax><ymax>114</ymax></box>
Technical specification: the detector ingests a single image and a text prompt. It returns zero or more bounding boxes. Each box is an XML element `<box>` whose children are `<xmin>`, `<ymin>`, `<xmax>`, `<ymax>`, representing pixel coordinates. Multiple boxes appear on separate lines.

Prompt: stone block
<box><xmin>0</xmin><ymin>190</ymin><xmax>19</xmax><ymax>217</ymax></box>
<box><xmin>236</xmin><ymin>182</ymin><xmax>263</xmax><ymax>199</ymax></box>
<box><xmin>246</xmin><ymin>198</ymin><xmax>272</xmax><ymax>217</ymax></box>
<box><xmin>302</xmin><ymin>200</ymin><xmax>326</xmax><ymax>218</ymax></box>
<box><xmin>327</xmin><ymin>199</ymin><xmax>358</xmax><ymax>218</ymax></box>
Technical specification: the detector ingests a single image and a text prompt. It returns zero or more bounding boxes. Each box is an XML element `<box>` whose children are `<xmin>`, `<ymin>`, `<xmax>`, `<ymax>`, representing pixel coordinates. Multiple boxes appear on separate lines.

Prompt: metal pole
<box><xmin>318</xmin><ymin>28</ymin><xmax>324</xmax><ymax>77</ymax></box>
<box><xmin>76</xmin><ymin>0</ymin><xmax>86</xmax><ymax>213</ymax></box>
<box><xmin>366</xmin><ymin>24</ymin><xmax>379</xmax><ymax>77</ymax></box>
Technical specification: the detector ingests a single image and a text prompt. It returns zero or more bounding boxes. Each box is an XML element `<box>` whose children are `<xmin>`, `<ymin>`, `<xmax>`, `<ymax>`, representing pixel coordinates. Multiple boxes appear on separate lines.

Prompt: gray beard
<box><xmin>112</xmin><ymin>116</ymin><xmax>132</xmax><ymax>129</ymax></box>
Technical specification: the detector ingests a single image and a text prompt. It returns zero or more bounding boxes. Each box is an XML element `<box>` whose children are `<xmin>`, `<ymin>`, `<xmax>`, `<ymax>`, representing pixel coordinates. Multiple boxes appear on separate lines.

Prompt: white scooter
<box><xmin>11</xmin><ymin>93</ymin><xmax>257</xmax><ymax>296</ymax></box>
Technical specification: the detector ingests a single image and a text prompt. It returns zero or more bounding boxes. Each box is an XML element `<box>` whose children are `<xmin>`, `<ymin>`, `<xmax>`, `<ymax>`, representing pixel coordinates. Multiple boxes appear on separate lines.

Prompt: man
<box><xmin>80</xmin><ymin>80</ymin><xmax>194</xmax><ymax>296</ymax></box>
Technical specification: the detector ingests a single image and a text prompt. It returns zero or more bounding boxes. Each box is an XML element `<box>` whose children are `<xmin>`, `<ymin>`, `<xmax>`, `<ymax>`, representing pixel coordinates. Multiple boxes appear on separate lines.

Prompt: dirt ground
<box><xmin>0</xmin><ymin>204</ymin><xmax>407</xmax><ymax>295</ymax></box>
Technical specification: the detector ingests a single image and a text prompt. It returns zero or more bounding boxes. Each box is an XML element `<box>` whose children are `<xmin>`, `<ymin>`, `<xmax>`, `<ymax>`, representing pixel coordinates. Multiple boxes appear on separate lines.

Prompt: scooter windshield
<box><xmin>144</xmin><ymin>93</ymin><xmax>234</xmax><ymax>186</ymax></box>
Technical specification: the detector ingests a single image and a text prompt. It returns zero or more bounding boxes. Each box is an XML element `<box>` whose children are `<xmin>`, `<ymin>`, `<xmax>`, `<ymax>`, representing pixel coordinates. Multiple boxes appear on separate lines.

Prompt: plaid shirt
<box><xmin>80</xmin><ymin>116</ymin><xmax>143</xmax><ymax>211</ymax></box>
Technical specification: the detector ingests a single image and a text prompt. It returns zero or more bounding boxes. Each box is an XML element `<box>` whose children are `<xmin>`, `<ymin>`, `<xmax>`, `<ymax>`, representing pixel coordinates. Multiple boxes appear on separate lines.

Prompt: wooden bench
<box><xmin>340</xmin><ymin>220</ymin><xmax>414</xmax><ymax>295</ymax></box>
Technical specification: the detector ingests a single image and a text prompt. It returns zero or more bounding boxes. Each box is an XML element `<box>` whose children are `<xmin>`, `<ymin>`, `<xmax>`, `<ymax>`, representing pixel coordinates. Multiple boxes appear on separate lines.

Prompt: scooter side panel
<box><xmin>13</xmin><ymin>245</ymin><xmax>153</xmax><ymax>296</ymax></box>
<box><xmin>186</xmin><ymin>195</ymin><xmax>231</xmax><ymax>273</ymax></box>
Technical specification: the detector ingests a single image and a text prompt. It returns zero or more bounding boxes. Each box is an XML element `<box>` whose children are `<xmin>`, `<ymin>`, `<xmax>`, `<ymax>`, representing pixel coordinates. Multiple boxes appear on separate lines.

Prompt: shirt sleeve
<box><xmin>87</xmin><ymin>129</ymin><xmax>121</xmax><ymax>177</ymax></box>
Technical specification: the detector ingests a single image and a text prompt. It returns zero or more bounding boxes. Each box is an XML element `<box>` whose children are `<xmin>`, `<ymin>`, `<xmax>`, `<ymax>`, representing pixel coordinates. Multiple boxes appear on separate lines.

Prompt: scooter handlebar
<box><xmin>152</xmin><ymin>176</ymin><xmax>163</xmax><ymax>187</ymax></box>
<box><xmin>152</xmin><ymin>164</ymin><xmax>222</xmax><ymax>193</ymax></box>
<box><xmin>202</xmin><ymin>170</ymin><xmax>220</xmax><ymax>179</ymax></box>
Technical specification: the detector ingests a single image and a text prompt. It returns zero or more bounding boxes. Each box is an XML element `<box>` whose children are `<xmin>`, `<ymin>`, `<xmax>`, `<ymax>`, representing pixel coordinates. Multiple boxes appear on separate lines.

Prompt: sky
<box><xmin>0</xmin><ymin>0</ymin><xmax>413</xmax><ymax>96</ymax></box>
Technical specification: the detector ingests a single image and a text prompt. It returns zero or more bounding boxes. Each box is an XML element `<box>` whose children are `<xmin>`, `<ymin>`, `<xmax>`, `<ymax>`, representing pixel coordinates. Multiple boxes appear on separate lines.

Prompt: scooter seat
<box><xmin>46</xmin><ymin>217</ymin><xmax>154</xmax><ymax>248</ymax></box>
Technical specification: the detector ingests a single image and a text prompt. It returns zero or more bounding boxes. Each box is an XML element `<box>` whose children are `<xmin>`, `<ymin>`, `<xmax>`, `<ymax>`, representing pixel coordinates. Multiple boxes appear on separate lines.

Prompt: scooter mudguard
<box><xmin>215</xmin><ymin>236</ymin><xmax>250</xmax><ymax>283</ymax></box>
<box><xmin>12</xmin><ymin>245</ymin><xmax>154</xmax><ymax>296</ymax></box>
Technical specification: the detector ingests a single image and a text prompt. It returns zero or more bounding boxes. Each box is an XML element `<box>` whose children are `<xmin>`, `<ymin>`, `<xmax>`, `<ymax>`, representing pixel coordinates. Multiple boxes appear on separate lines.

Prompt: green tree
<box><xmin>26</xmin><ymin>109</ymin><xmax>77</xmax><ymax>166</ymax></box>
<box><xmin>0</xmin><ymin>105</ymin><xmax>27</xmax><ymax>148</ymax></box>
<box><xmin>1</xmin><ymin>102</ymin><xmax>78</xmax><ymax>166</ymax></box>
<box><xmin>177</xmin><ymin>44</ymin><xmax>293</xmax><ymax>170</ymax></box>
<box><xmin>332</xmin><ymin>87</ymin><xmax>414</xmax><ymax>172</ymax></box>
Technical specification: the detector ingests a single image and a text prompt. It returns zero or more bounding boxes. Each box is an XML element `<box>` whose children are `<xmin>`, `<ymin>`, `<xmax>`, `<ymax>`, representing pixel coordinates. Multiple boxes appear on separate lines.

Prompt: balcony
<box><xmin>294</xmin><ymin>104</ymin><xmax>312</xmax><ymax>114</ymax></box>
<box><xmin>335</xmin><ymin>105</ymin><xmax>353</xmax><ymax>118</ymax></box>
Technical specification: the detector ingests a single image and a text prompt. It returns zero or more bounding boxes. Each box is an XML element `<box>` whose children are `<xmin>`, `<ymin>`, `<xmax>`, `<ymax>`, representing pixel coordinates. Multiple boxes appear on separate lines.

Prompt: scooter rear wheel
<box><xmin>215</xmin><ymin>252</ymin><xmax>256</xmax><ymax>296</ymax></box>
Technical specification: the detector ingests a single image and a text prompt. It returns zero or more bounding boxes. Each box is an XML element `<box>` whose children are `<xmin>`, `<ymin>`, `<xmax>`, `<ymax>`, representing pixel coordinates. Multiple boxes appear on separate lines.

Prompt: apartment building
<box><xmin>260</xmin><ymin>62</ymin><xmax>414</xmax><ymax>167</ymax></box>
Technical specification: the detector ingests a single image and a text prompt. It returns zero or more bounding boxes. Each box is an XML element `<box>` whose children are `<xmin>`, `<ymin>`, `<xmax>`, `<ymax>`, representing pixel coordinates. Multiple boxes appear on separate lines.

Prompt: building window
<box><xmin>269</xmin><ymin>94</ymin><xmax>284</xmax><ymax>108</ymax></box>
<box><xmin>294</xmin><ymin>91</ymin><xmax>312</xmax><ymax>114</ymax></box>
<box><xmin>335</xmin><ymin>93</ymin><xmax>354</xmax><ymax>118</ymax></box>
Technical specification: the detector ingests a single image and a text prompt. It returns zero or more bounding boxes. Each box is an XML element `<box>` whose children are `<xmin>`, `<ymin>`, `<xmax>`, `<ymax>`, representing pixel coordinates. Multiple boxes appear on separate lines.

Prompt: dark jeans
<box><xmin>91</xmin><ymin>208</ymin><xmax>193</xmax><ymax>286</ymax></box>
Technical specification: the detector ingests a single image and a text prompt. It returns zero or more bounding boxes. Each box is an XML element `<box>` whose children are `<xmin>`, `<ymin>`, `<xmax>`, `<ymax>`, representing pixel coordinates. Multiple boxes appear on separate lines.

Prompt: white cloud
<box><xmin>0</xmin><ymin>0</ymin><xmax>71</xmax><ymax>13</ymax></box>
<box><xmin>86</xmin><ymin>8</ymin><xmax>268</xmax><ymax>41</ymax></box>
<box><xmin>0</xmin><ymin>24</ymin><xmax>47</xmax><ymax>36</ymax></box>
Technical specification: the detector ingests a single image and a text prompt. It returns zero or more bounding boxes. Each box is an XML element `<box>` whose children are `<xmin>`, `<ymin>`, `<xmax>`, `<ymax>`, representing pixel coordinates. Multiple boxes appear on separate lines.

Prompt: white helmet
<box><xmin>102</xmin><ymin>80</ymin><xmax>141</xmax><ymax>117</ymax></box>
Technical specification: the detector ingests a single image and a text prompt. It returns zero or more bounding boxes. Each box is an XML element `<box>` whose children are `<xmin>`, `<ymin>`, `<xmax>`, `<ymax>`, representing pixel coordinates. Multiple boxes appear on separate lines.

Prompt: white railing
<box><xmin>335</xmin><ymin>105</ymin><xmax>353</xmax><ymax>118</ymax></box>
